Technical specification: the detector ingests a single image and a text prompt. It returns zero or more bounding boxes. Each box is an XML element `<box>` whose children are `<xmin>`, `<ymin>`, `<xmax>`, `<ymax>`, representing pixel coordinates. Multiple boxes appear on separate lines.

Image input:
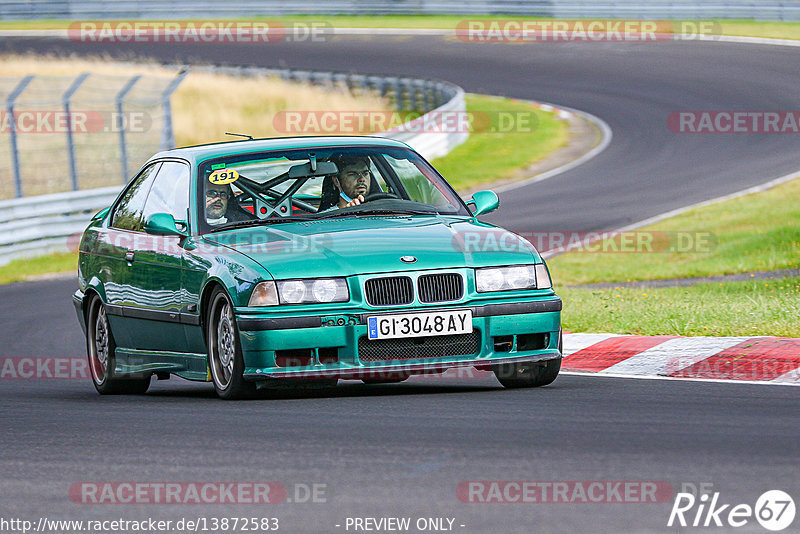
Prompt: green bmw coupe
<box><xmin>73</xmin><ymin>136</ymin><xmax>562</xmax><ymax>399</ymax></box>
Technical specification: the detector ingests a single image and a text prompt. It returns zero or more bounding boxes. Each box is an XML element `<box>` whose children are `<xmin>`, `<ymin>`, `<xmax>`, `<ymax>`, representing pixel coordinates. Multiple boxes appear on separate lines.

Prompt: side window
<box><xmin>141</xmin><ymin>161</ymin><xmax>191</xmax><ymax>230</ymax></box>
<box><xmin>111</xmin><ymin>163</ymin><xmax>161</xmax><ymax>231</ymax></box>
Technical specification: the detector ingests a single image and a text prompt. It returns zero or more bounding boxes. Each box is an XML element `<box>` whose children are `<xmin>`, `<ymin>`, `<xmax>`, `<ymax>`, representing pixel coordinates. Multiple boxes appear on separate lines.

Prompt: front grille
<box><xmin>418</xmin><ymin>273</ymin><xmax>463</xmax><ymax>303</ymax></box>
<box><xmin>358</xmin><ymin>331</ymin><xmax>481</xmax><ymax>362</ymax></box>
<box><xmin>364</xmin><ymin>276</ymin><xmax>413</xmax><ymax>306</ymax></box>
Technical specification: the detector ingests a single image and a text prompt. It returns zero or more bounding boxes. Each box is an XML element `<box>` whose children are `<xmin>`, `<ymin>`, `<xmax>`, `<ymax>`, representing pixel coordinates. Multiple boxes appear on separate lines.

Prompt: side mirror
<box><xmin>91</xmin><ymin>206</ymin><xmax>111</xmax><ymax>221</ymax></box>
<box><xmin>466</xmin><ymin>190</ymin><xmax>499</xmax><ymax>216</ymax></box>
<box><xmin>143</xmin><ymin>213</ymin><xmax>188</xmax><ymax>237</ymax></box>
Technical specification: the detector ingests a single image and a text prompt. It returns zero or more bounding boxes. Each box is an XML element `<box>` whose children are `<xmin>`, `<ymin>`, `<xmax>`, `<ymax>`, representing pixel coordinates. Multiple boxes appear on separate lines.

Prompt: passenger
<box><xmin>205</xmin><ymin>182</ymin><xmax>253</xmax><ymax>225</ymax></box>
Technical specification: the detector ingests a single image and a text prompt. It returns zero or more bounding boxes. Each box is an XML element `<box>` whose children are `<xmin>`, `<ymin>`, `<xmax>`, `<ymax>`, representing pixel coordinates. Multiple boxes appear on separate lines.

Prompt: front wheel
<box><xmin>207</xmin><ymin>288</ymin><xmax>255</xmax><ymax>400</ymax></box>
<box><xmin>86</xmin><ymin>296</ymin><xmax>150</xmax><ymax>395</ymax></box>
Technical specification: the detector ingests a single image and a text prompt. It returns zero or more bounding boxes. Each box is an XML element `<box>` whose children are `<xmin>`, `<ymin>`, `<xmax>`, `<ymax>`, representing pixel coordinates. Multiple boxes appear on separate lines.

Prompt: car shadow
<box><xmin>4</xmin><ymin>374</ymin><xmax>568</xmax><ymax>402</ymax></box>
<box><xmin>141</xmin><ymin>378</ymin><xmax>505</xmax><ymax>401</ymax></box>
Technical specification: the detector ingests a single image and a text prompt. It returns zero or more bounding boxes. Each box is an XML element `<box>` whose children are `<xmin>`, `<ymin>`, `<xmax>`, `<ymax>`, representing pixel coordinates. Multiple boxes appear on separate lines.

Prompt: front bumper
<box><xmin>238</xmin><ymin>298</ymin><xmax>561</xmax><ymax>381</ymax></box>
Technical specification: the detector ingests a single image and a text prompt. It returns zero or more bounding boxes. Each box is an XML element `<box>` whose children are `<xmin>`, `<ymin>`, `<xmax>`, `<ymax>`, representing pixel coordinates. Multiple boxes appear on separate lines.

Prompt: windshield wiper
<box><xmin>207</xmin><ymin>216</ymin><xmax>315</xmax><ymax>232</ymax></box>
<box><xmin>357</xmin><ymin>209</ymin><xmax>436</xmax><ymax>216</ymax></box>
<box><xmin>315</xmin><ymin>208</ymin><xmax>435</xmax><ymax>219</ymax></box>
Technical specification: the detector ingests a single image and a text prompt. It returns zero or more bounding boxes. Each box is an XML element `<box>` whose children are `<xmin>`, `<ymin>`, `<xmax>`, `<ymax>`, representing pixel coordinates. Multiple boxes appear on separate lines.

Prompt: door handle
<box><xmin>125</xmin><ymin>251</ymin><xmax>135</xmax><ymax>263</ymax></box>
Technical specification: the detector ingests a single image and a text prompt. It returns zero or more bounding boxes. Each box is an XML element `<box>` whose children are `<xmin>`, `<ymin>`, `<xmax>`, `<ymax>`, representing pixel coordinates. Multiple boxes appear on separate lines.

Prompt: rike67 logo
<box><xmin>668</xmin><ymin>487</ymin><xmax>795</xmax><ymax>531</ymax></box>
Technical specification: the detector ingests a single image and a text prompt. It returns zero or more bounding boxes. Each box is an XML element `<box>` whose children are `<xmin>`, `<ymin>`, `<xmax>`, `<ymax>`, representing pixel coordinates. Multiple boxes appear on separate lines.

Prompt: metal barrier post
<box><xmin>393</xmin><ymin>79</ymin><xmax>402</xmax><ymax>110</ymax></box>
<box><xmin>159</xmin><ymin>69</ymin><xmax>188</xmax><ymax>151</ymax></box>
<box><xmin>6</xmin><ymin>75</ymin><xmax>35</xmax><ymax>198</ymax></box>
<box><xmin>116</xmin><ymin>75</ymin><xmax>141</xmax><ymax>183</ymax></box>
<box><xmin>63</xmin><ymin>72</ymin><xmax>90</xmax><ymax>191</ymax></box>
<box><xmin>422</xmin><ymin>82</ymin><xmax>432</xmax><ymax>112</ymax></box>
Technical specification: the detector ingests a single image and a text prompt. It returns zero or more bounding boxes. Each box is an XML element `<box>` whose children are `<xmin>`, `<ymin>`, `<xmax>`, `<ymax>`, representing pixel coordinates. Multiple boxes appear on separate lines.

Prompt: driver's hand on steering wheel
<box><xmin>343</xmin><ymin>194</ymin><xmax>365</xmax><ymax>208</ymax></box>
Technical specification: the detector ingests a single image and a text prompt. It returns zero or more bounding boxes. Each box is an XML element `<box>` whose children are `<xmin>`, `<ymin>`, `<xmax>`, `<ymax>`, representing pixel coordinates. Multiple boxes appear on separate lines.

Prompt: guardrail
<box><xmin>0</xmin><ymin>186</ymin><xmax>120</xmax><ymax>262</ymax></box>
<box><xmin>2</xmin><ymin>1</ymin><xmax>799</xmax><ymax>20</ymax></box>
<box><xmin>0</xmin><ymin>65</ymin><xmax>466</xmax><ymax>266</ymax></box>
<box><xmin>1</xmin><ymin>71</ymin><xmax>188</xmax><ymax>200</ymax></box>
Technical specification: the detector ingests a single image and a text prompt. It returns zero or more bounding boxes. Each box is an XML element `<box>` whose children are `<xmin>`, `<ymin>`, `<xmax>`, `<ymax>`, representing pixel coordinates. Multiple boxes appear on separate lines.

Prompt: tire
<box><xmin>207</xmin><ymin>287</ymin><xmax>255</xmax><ymax>400</ymax></box>
<box><xmin>493</xmin><ymin>331</ymin><xmax>562</xmax><ymax>389</ymax></box>
<box><xmin>86</xmin><ymin>296</ymin><xmax>151</xmax><ymax>395</ymax></box>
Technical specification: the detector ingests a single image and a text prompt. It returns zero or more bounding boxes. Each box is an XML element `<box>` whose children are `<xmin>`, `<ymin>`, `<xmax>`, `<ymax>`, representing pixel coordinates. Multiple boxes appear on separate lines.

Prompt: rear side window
<box><xmin>111</xmin><ymin>163</ymin><xmax>161</xmax><ymax>231</ymax></box>
<box><xmin>141</xmin><ymin>161</ymin><xmax>191</xmax><ymax>230</ymax></box>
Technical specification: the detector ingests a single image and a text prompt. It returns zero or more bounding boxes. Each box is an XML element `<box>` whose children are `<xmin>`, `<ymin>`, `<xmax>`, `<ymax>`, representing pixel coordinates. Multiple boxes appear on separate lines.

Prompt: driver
<box><xmin>331</xmin><ymin>155</ymin><xmax>372</xmax><ymax>209</ymax></box>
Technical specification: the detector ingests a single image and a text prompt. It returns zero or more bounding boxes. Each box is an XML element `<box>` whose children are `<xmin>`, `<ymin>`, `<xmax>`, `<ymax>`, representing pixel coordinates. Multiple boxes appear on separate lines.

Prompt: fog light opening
<box><xmin>517</xmin><ymin>333</ymin><xmax>548</xmax><ymax>351</ymax></box>
<box><xmin>275</xmin><ymin>349</ymin><xmax>314</xmax><ymax>367</ymax></box>
<box><xmin>493</xmin><ymin>335</ymin><xmax>513</xmax><ymax>352</ymax></box>
<box><xmin>318</xmin><ymin>347</ymin><xmax>339</xmax><ymax>365</ymax></box>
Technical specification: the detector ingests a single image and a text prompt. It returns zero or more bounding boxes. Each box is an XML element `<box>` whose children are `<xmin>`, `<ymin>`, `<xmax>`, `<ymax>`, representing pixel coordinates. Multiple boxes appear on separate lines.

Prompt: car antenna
<box><xmin>225</xmin><ymin>132</ymin><xmax>253</xmax><ymax>140</ymax></box>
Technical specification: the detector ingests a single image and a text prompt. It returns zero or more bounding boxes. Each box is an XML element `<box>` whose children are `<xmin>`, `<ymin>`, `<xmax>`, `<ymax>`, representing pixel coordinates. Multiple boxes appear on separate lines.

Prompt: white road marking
<box><xmin>598</xmin><ymin>336</ymin><xmax>751</xmax><ymax>376</ymax></box>
<box><xmin>560</xmin><ymin>371</ymin><xmax>800</xmax><ymax>386</ymax></box>
<box><xmin>771</xmin><ymin>367</ymin><xmax>800</xmax><ymax>384</ymax></box>
<box><xmin>562</xmin><ymin>333</ymin><xmax>619</xmax><ymax>356</ymax></box>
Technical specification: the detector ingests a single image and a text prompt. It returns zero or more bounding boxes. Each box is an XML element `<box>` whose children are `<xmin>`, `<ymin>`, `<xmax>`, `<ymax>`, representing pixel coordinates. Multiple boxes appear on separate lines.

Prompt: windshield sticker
<box><xmin>210</xmin><ymin>162</ymin><xmax>227</xmax><ymax>170</ymax></box>
<box><xmin>209</xmin><ymin>168</ymin><xmax>239</xmax><ymax>184</ymax></box>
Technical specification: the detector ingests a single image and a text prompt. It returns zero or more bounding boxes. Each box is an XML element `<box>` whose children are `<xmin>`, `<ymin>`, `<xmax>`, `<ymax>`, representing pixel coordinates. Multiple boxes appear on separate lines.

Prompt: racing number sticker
<box><xmin>209</xmin><ymin>168</ymin><xmax>239</xmax><ymax>184</ymax></box>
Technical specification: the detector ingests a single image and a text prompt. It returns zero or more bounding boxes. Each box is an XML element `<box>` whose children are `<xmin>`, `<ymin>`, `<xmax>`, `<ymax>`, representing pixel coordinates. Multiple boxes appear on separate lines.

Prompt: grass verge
<box><xmin>0</xmin><ymin>252</ymin><xmax>77</xmax><ymax>285</ymax></box>
<box><xmin>559</xmin><ymin>277</ymin><xmax>800</xmax><ymax>337</ymax></box>
<box><xmin>550</xmin><ymin>175</ymin><xmax>800</xmax><ymax>337</ymax></box>
<box><xmin>548</xmin><ymin>177</ymin><xmax>800</xmax><ymax>286</ymax></box>
<box><xmin>433</xmin><ymin>94</ymin><xmax>568</xmax><ymax>191</ymax></box>
<box><xmin>2</xmin><ymin>18</ymin><xmax>800</xmax><ymax>40</ymax></box>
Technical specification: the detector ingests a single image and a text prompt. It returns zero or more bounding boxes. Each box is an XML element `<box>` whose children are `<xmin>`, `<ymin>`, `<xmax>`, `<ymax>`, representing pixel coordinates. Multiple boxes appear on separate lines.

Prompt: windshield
<box><xmin>197</xmin><ymin>145</ymin><xmax>469</xmax><ymax>233</ymax></box>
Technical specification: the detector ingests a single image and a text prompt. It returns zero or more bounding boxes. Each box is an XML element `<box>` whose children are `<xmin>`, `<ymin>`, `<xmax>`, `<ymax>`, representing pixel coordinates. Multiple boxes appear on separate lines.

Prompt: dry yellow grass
<box><xmin>1</xmin><ymin>54</ymin><xmax>156</xmax><ymax>76</ymax></box>
<box><xmin>173</xmin><ymin>69</ymin><xmax>390</xmax><ymax>146</ymax></box>
<box><xmin>0</xmin><ymin>54</ymin><xmax>391</xmax><ymax>198</ymax></box>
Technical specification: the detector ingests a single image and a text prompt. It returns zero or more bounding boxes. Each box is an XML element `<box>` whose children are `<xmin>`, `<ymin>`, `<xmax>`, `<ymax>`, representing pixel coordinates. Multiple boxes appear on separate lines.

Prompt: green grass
<box><xmin>3</xmin><ymin>17</ymin><xmax>800</xmax><ymax>40</ymax></box>
<box><xmin>549</xmin><ymin>173</ymin><xmax>800</xmax><ymax>337</ymax></box>
<box><xmin>711</xmin><ymin>20</ymin><xmax>800</xmax><ymax>39</ymax></box>
<box><xmin>548</xmin><ymin>177</ymin><xmax>800</xmax><ymax>286</ymax></box>
<box><xmin>0</xmin><ymin>252</ymin><xmax>77</xmax><ymax>285</ymax></box>
<box><xmin>559</xmin><ymin>277</ymin><xmax>800</xmax><ymax>337</ymax></box>
<box><xmin>432</xmin><ymin>94</ymin><xmax>568</xmax><ymax>191</ymax></box>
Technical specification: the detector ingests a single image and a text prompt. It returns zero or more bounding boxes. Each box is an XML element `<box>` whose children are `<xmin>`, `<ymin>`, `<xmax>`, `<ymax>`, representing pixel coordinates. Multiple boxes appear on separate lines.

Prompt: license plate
<box><xmin>367</xmin><ymin>310</ymin><xmax>472</xmax><ymax>340</ymax></box>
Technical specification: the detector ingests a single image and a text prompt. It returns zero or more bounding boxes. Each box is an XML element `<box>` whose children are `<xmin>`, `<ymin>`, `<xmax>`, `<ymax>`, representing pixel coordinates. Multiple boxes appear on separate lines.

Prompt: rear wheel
<box><xmin>493</xmin><ymin>331</ymin><xmax>562</xmax><ymax>388</ymax></box>
<box><xmin>207</xmin><ymin>288</ymin><xmax>255</xmax><ymax>400</ymax></box>
<box><xmin>86</xmin><ymin>296</ymin><xmax>150</xmax><ymax>395</ymax></box>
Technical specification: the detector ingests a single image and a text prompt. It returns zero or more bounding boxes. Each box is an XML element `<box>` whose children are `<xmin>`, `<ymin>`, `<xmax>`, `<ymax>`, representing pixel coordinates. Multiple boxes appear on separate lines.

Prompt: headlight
<box><xmin>312</xmin><ymin>279</ymin><xmax>340</xmax><ymax>303</ymax></box>
<box><xmin>276</xmin><ymin>278</ymin><xmax>349</xmax><ymax>304</ymax></box>
<box><xmin>248</xmin><ymin>281</ymin><xmax>279</xmax><ymax>306</ymax></box>
<box><xmin>280</xmin><ymin>280</ymin><xmax>307</xmax><ymax>304</ymax></box>
<box><xmin>475</xmin><ymin>264</ymin><xmax>551</xmax><ymax>292</ymax></box>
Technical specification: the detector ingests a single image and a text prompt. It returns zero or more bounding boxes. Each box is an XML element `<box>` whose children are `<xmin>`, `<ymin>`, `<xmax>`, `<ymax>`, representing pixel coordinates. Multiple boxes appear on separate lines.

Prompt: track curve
<box><xmin>1</xmin><ymin>34</ymin><xmax>799</xmax><ymax>533</ymax></box>
<box><xmin>3</xmin><ymin>35</ymin><xmax>800</xmax><ymax>233</ymax></box>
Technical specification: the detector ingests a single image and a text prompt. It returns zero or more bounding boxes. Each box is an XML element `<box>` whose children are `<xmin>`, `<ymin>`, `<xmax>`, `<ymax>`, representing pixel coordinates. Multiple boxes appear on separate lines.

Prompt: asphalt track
<box><xmin>1</xmin><ymin>35</ymin><xmax>800</xmax><ymax>533</ymax></box>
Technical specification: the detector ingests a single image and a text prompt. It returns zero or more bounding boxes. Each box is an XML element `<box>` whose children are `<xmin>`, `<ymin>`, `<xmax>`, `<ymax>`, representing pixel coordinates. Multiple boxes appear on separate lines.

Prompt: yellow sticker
<box><xmin>209</xmin><ymin>168</ymin><xmax>239</xmax><ymax>185</ymax></box>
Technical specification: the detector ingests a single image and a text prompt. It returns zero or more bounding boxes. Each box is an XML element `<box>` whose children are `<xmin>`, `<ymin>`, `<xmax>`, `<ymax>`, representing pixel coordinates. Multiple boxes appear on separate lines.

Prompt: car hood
<box><xmin>203</xmin><ymin>216</ymin><xmax>542</xmax><ymax>279</ymax></box>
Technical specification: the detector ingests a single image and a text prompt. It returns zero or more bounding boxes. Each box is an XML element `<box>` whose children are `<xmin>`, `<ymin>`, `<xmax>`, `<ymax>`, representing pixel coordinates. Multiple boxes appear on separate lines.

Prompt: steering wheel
<box><xmin>363</xmin><ymin>191</ymin><xmax>400</xmax><ymax>202</ymax></box>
